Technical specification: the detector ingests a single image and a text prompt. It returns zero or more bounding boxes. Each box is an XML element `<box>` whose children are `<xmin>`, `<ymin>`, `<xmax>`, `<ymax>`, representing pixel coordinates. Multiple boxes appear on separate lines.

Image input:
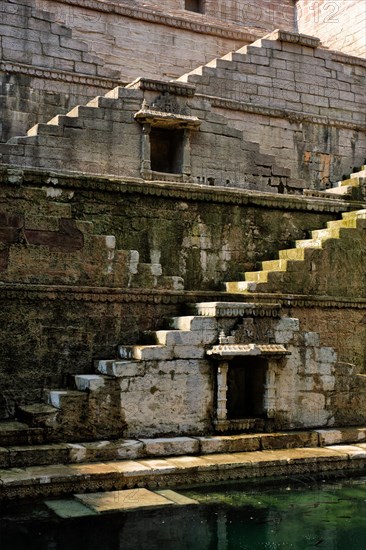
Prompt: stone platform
<box><xmin>1</xmin><ymin>427</ymin><xmax>366</xmax><ymax>501</ymax></box>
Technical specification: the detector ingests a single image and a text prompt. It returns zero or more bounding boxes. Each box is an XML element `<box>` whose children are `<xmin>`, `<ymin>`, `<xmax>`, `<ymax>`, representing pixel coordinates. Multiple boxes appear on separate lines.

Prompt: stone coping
<box><xmin>0</xmin><ymin>61</ymin><xmax>124</xmax><ymax>89</ymax></box>
<box><xmin>1</xmin><ymin>285</ymin><xmax>366</xmax><ymax>308</ymax></box>
<box><xmin>1</xmin><ymin>442</ymin><xmax>366</xmax><ymax>501</ymax></box>
<box><xmin>128</xmin><ymin>77</ymin><xmax>196</xmax><ymax>97</ymax></box>
<box><xmin>0</xmin><ymin>165</ymin><xmax>357</xmax><ymax>214</ymax></box>
<box><xmin>205</xmin><ymin>95</ymin><xmax>366</xmax><ymax>132</ymax></box>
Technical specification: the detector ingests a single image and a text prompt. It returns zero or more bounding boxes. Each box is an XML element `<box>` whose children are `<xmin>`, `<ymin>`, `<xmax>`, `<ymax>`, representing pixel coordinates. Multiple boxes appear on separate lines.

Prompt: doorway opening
<box><xmin>227</xmin><ymin>357</ymin><xmax>267</xmax><ymax>419</ymax></box>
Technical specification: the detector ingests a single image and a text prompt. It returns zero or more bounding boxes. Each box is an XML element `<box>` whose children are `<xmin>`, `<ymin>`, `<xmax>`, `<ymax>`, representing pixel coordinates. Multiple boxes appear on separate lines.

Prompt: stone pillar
<box><xmin>141</xmin><ymin>123</ymin><xmax>152</xmax><ymax>179</ymax></box>
<box><xmin>264</xmin><ymin>360</ymin><xmax>276</xmax><ymax>418</ymax></box>
<box><xmin>217</xmin><ymin>361</ymin><xmax>229</xmax><ymax>422</ymax></box>
<box><xmin>182</xmin><ymin>128</ymin><xmax>192</xmax><ymax>182</ymax></box>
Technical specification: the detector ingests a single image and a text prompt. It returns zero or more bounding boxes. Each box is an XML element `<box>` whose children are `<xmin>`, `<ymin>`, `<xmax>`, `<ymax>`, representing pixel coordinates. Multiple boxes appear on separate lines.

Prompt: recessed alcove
<box><xmin>150</xmin><ymin>127</ymin><xmax>184</xmax><ymax>174</ymax></box>
<box><xmin>185</xmin><ymin>0</ymin><xmax>204</xmax><ymax>14</ymax></box>
<box><xmin>227</xmin><ymin>357</ymin><xmax>267</xmax><ymax>419</ymax></box>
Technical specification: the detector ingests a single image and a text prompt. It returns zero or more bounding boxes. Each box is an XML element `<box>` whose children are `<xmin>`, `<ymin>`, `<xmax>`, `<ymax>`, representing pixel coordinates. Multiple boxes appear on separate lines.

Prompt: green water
<box><xmin>1</xmin><ymin>476</ymin><xmax>366</xmax><ymax>549</ymax></box>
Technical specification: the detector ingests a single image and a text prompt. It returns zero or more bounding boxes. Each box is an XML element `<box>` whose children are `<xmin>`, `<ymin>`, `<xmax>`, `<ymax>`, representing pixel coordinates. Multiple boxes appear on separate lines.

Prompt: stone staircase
<box><xmin>304</xmin><ymin>164</ymin><xmax>366</xmax><ymax>200</ymax></box>
<box><xmin>225</xmin><ymin>208</ymin><xmax>366</xmax><ymax>295</ymax></box>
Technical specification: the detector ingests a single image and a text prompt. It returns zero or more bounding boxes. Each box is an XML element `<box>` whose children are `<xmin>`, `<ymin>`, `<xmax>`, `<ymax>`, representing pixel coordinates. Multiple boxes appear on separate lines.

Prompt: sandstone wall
<box><xmin>0</xmin><ymin>0</ymin><xmax>257</xmax><ymax>142</ymax></box>
<box><xmin>297</xmin><ymin>0</ymin><xmax>366</xmax><ymax>58</ymax></box>
<box><xmin>181</xmin><ymin>30</ymin><xmax>366</xmax><ymax>188</ymax></box>
<box><xmin>0</xmin><ymin>166</ymin><xmax>345</xmax><ymax>418</ymax></box>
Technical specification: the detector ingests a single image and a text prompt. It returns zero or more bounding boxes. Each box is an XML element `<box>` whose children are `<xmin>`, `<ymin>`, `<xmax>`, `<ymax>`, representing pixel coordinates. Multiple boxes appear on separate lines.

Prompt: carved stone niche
<box><xmin>207</xmin><ymin>343</ymin><xmax>290</xmax><ymax>433</ymax></box>
<box><xmin>132</xmin><ymin>79</ymin><xmax>200</xmax><ymax>182</ymax></box>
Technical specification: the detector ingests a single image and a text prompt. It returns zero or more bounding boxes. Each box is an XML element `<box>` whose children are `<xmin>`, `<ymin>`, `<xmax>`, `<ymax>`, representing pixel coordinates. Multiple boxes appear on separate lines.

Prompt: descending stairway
<box><xmin>225</xmin><ymin>208</ymin><xmax>366</xmax><ymax>295</ymax></box>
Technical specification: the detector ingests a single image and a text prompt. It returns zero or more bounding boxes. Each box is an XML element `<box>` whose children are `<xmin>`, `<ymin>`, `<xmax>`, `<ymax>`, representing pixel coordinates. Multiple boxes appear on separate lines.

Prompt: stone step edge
<box><xmin>1</xmin><ymin>427</ymin><xmax>366</xmax><ymax>468</ymax></box>
<box><xmin>2</xmin><ymin>444</ymin><xmax>366</xmax><ymax>501</ymax></box>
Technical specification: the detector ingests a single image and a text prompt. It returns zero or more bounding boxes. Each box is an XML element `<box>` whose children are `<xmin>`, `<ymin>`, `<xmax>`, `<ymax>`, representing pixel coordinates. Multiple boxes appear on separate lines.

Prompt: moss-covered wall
<box><xmin>0</xmin><ymin>166</ymin><xmax>351</xmax><ymax>418</ymax></box>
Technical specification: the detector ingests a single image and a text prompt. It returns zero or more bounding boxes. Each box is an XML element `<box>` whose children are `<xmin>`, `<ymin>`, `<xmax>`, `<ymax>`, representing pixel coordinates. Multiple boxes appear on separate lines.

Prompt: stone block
<box><xmin>118</xmin><ymin>345</ymin><xmax>173</xmax><ymax>361</ymax></box>
<box><xmin>173</xmin><ymin>345</ymin><xmax>206</xmax><ymax>359</ymax></box>
<box><xmin>196</xmin><ymin>435</ymin><xmax>260</xmax><ymax>454</ymax></box>
<box><xmin>140</xmin><ymin>437</ymin><xmax>199</xmax><ymax>457</ymax></box>
<box><xmin>8</xmin><ymin>444</ymin><xmax>69</xmax><ymax>468</ymax></box>
<box><xmin>75</xmin><ymin>374</ymin><xmax>106</xmax><ymax>392</ymax></box>
<box><xmin>261</xmin><ymin>431</ymin><xmax>318</xmax><ymax>450</ymax></box>
<box><xmin>97</xmin><ymin>360</ymin><xmax>145</xmax><ymax>378</ymax></box>
<box><xmin>304</xmin><ymin>332</ymin><xmax>320</xmax><ymax>347</ymax></box>
<box><xmin>68</xmin><ymin>439</ymin><xmax>144</xmax><ymax>463</ymax></box>
<box><xmin>0</xmin><ymin>448</ymin><xmax>9</xmax><ymax>468</ymax></box>
<box><xmin>317</xmin><ymin>428</ymin><xmax>366</xmax><ymax>446</ymax></box>
<box><xmin>315</xmin><ymin>347</ymin><xmax>337</xmax><ymax>363</ymax></box>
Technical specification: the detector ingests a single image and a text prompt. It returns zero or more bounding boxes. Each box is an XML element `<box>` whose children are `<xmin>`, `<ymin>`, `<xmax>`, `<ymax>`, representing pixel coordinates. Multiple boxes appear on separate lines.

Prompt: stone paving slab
<box><xmin>1</xmin><ymin>445</ymin><xmax>366</xmax><ymax>501</ymax></box>
<box><xmin>75</xmin><ymin>488</ymin><xmax>175</xmax><ymax>513</ymax></box>
<box><xmin>45</xmin><ymin>498</ymin><xmax>97</xmax><ymax>518</ymax></box>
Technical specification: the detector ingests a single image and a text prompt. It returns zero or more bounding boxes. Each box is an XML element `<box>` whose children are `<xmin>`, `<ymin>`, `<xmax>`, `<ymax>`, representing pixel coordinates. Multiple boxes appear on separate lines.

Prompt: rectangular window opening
<box><xmin>150</xmin><ymin>128</ymin><xmax>184</xmax><ymax>174</ymax></box>
<box><xmin>185</xmin><ymin>0</ymin><xmax>204</xmax><ymax>14</ymax></box>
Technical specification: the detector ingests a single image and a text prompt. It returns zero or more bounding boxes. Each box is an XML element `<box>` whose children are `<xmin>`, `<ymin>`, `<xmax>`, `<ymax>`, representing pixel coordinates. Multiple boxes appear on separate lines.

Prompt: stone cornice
<box><xmin>43</xmin><ymin>0</ymin><xmax>261</xmax><ymax>42</ymax></box>
<box><xmin>199</xmin><ymin>95</ymin><xmax>366</xmax><ymax>132</ymax></box>
<box><xmin>0</xmin><ymin>165</ymin><xmax>358</xmax><ymax>214</ymax></box>
<box><xmin>265</xmin><ymin>29</ymin><xmax>321</xmax><ymax>48</ymax></box>
<box><xmin>1</xmin><ymin>284</ymin><xmax>366</xmax><ymax>309</ymax></box>
<box><xmin>0</xmin><ymin>61</ymin><xmax>124</xmax><ymax>89</ymax></box>
<box><xmin>236</xmin><ymin>294</ymin><xmax>366</xmax><ymax>310</ymax></box>
<box><xmin>128</xmin><ymin>78</ymin><xmax>196</xmax><ymax>97</ymax></box>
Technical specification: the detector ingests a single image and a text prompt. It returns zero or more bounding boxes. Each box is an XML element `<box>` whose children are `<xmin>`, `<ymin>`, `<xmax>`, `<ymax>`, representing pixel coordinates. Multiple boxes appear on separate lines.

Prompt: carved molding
<box><xmin>128</xmin><ymin>78</ymin><xmax>195</xmax><ymax>97</ymax></box>
<box><xmin>0</xmin><ymin>166</ymin><xmax>355</xmax><ymax>215</ymax></box>
<box><xmin>200</xmin><ymin>95</ymin><xmax>366</xmax><ymax>133</ymax></box>
<box><xmin>1</xmin><ymin>283</ymin><xmax>366</xmax><ymax>309</ymax></box>
<box><xmin>0</xmin><ymin>61</ymin><xmax>124</xmax><ymax>89</ymax></box>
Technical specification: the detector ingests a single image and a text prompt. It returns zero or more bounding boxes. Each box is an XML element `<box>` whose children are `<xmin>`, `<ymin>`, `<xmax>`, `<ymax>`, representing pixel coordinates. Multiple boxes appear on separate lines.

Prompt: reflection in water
<box><xmin>1</xmin><ymin>477</ymin><xmax>366</xmax><ymax>549</ymax></box>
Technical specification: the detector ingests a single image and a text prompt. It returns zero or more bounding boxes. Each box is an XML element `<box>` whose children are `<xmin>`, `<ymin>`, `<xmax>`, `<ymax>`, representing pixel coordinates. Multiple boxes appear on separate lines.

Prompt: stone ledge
<box><xmin>0</xmin><ymin>61</ymin><xmax>124</xmax><ymax>89</ymax></box>
<box><xmin>1</xmin><ymin>445</ymin><xmax>366</xmax><ymax>501</ymax></box>
<box><xmin>1</xmin><ymin>285</ymin><xmax>366</xmax><ymax>308</ymax></box>
<box><xmin>128</xmin><ymin>77</ymin><xmax>196</xmax><ymax>97</ymax></box>
<box><xmin>265</xmin><ymin>29</ymin><xmax>321</xmax><ymax>48</ymax></box>
<box><xmin>202</xmin><ymin>95</ymin><xmax>366</xmax><ymax>132</ymax></box>
<box><xmin>0</xmin><ymin>165</ymin><xmax>355</xmax><ymax>214</ymax></box>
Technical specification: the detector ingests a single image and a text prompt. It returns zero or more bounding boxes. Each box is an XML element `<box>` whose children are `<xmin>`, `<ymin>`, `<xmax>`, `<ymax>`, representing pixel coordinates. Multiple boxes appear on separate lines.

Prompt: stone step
<box><xmin>244</xmin><ymin>270</ymin><xmax>270</xmax><ymax>283</ymax></box>
<box><xmin>27</xmin><ymin>123</ymin><xmax>63</xmax><ymax>137</ymax></box>
<box><xmin>169</xmin><ymin>315</ymin><xmax>217</xmax><ymax>331</ymax></box>
<box><xmin>16</xmin><ymin>404</ymin><xmax>58</xmax><ymax>428</ymax></box>
<box><xmin>224</xmin><ymin>280</ymin><xmax>266</xmax><ymax>293</ymax></box>
<box><xmin>261</xmin><ymin>259</ymin><xmax>303</xmax><ymax>272</ymax></box>
<box><xmin>2</xmin><ymin>441</ymin><xmax>366</xmax><ymax>501</ymax></box>
<box><xmin>97</xmin><ymin>359</ymin><xmax>145</xmax><ymax>377</ymax></box>
<box><xmin>47</xmin><ymin>390</ymin><xmax>87</xmax><ymax>410</ymax></box>
<box><xmin>118</xmin><ymin>344</ymin><xmax>173</xmax><ymax>361</ymax></box>
<box><xmin>0</xmin><ymin>428</ymin><xmax>365</xmax><ymax>479</ymax></box>
<box><xmin>0</xmin><ymin>421</ymin><xmax>44</xmax><ymax>447</ymax></box>
<box><xmin>295</xmin><ymin>237</ymin><xmax>323</xmax><ymax>248</ymax></box>
<box><xmin>74</xmin><ymin>374</ymin><xmax>109</xmax><ymax>392</ymax></box>
<box><xmin>342</xmin><ymin>209</ymin><xmax>366</xmax><ymax>220</ymax></box>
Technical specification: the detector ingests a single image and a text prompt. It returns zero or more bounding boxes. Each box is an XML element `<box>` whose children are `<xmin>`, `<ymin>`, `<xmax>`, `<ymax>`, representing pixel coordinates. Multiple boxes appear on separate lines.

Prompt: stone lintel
<box><xmin>207</xmin><ymin>343</ymin><xmax>289</xmax><ymax>359</ymax></box>
<box><xmin>127</xmin><ymin>78</ymin><xmax>196</xmax><ymax>97</ymax></box>
<box><xmin>134</xmin><ymin>109</ymin><xmax>200</xmax><ymax>129</ymax></box>
<box><xmin>265</xmin><ymin>29</ymin><xmax>321</xmax><ymax>48</ymax></box>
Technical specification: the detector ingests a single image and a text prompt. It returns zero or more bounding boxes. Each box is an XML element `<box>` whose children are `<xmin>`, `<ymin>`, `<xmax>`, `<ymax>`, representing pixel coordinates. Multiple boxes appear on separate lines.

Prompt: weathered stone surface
<box><xmin>260</xmin><ymin>432</ymin><xmax>319</xmax><ymax>450</ymax></box>
<box><xmin>140</xmin><ymin>437</ymin><xmax>200</xmax><ymax>457</ymax></box>
<box><xmin>76</xmin><ymin>488</ymin><xmax>175</xmax><ymax>513</ymax></box>
<box><xmin>196</xmin><ymin>435</ymin><xmax>260</xmax><ymax>454</ymax></box>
